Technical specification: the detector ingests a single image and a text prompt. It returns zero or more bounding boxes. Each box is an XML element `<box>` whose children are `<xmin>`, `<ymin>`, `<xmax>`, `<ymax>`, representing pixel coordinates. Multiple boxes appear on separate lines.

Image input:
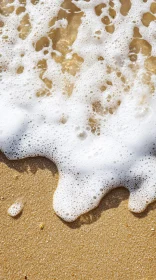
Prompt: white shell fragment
<box><xmin>7</xmin><ymin>201</ymin><xmax>24</xmax><ymax>217</ymax></box>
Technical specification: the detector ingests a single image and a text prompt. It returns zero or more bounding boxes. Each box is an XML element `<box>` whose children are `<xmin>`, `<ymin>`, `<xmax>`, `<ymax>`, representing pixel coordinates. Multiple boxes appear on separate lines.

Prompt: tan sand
<box><xmin>1</xmin><ymin>1</ymin><xmax>156</xmax><ymax>279</ymax></box>
<box><xmin>0</xmin><ymin>152</ymin><xmax>156</xmax><ymax>280</ymax></box>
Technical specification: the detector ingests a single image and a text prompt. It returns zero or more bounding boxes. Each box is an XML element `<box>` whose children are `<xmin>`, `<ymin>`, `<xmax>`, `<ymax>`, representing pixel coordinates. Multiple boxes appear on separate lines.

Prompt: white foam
<box><xmin>0</xmin><ymin>0</ymin><xmax>156</xmax><ymax>221</ymax></box>
<box><xmin>8</xmin><ymin>200</ymin><xmax>24</xmax><ymax>217</ymax></box>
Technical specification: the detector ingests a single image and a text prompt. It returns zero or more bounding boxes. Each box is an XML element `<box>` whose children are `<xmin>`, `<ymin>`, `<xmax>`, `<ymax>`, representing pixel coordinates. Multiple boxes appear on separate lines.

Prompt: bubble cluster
<box><xmin>0</xmin><ymin>0</ymin><xmax>156</xmax><ymax>221</ymax></box>
<box><xmin>7</xmin><ymin>201</ymin><xmax>24</xmax><ymax>217</ymax></box>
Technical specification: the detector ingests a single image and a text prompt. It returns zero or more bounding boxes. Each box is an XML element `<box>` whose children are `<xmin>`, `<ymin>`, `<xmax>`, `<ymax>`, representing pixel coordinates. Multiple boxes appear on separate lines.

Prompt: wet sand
<box><xmin>0</xmin><ymin>152</ymin><xmax>156</xmax><ymax>280</ymax></box>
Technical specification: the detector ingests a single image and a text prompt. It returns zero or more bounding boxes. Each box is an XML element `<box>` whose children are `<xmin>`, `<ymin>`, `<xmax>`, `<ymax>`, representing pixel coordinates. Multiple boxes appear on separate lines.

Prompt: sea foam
<box><xmin>0</xmin><ymin>0</ymin><xmax>156</xmax><ymax>221</ymax></box>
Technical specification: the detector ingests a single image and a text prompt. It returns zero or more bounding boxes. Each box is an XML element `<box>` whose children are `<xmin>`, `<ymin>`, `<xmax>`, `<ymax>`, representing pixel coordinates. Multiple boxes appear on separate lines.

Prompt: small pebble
<box><xmin>39</xmin><ymin>223</ymin><xmax>44</xmax><ymax>230</ymax></box>
<box><xmin>151</xmin><ymin>228</ymin><xmax>155</xmax><ymax>231</ymax></box>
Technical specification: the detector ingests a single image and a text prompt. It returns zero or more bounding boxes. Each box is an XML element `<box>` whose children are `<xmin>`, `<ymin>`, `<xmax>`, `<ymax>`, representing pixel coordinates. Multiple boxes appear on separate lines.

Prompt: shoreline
<box><xmin>1</xmin><ymin>152</ymin><xmax>156</xmax><ymax>280</ymax></box>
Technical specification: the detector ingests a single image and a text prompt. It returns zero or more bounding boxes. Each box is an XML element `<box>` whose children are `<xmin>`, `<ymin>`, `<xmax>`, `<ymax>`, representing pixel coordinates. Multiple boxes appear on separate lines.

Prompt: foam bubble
<box><xmin>8</xmin><ymin>200</ymin><xmax>24</xmax><ymax>217</ymax></box>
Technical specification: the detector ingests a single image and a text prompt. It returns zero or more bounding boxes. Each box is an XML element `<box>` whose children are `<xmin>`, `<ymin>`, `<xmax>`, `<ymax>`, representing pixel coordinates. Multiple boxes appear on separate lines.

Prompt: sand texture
<box><xmin>0</xmin><ymin>152</ymin><xmax>156</xmax><ymax>280</ymax></box>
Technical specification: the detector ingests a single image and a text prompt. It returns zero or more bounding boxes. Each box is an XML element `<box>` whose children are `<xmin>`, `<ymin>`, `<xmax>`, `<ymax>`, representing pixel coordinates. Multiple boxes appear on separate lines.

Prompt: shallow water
<box><xmin>0</xmin><ymin>0</ymin><xmax>156</xmax><ymax>221</ymax></box>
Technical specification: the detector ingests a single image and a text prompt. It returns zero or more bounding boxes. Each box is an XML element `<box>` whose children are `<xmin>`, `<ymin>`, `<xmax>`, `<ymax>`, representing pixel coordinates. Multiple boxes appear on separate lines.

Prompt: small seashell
<box><xmin>7</xmin><ymin>200</ymin><xmax>24</xmax><ymax>217</ymax></box>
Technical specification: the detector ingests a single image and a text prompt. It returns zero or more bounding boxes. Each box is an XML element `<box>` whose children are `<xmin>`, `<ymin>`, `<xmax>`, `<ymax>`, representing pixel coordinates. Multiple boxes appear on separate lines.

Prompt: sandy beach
<box><xmin>1</xmin><ymin>1</ymin><xmax>156</xmax><ymax>278</ymax></box>
<box><xmin>0</xmin><ymin>152</ymin><xmax>156</xmax><ymax>280</ymax></box>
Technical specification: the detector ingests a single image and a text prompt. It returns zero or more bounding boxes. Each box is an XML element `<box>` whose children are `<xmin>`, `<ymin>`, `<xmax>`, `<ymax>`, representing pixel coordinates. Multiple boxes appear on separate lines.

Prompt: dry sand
<box><xmin>0</xmin><ymin>152</ymin><xmax>156</xmax><ymax>280</ymax></box>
